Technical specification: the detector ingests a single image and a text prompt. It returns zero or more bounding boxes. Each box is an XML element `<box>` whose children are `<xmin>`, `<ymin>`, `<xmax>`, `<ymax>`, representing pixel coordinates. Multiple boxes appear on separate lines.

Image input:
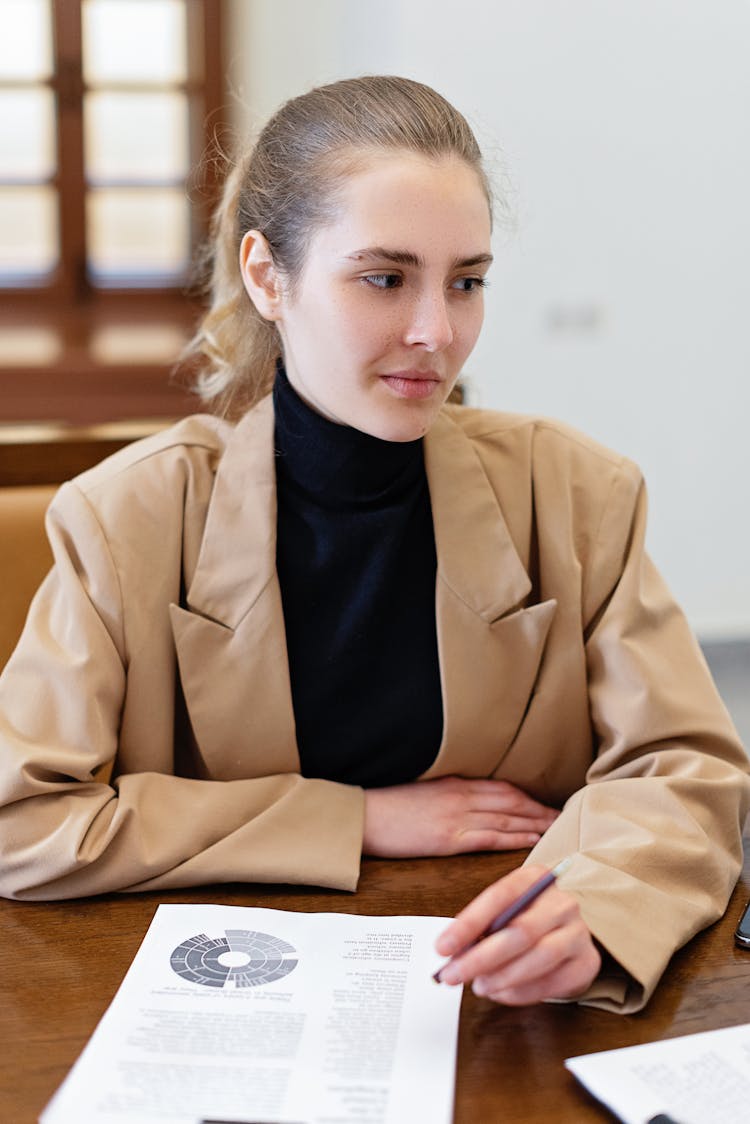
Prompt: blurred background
<box><xmin>1</xmin><ymin>0</ymin><xmax>748</xmax><ymax>726</ymax></box>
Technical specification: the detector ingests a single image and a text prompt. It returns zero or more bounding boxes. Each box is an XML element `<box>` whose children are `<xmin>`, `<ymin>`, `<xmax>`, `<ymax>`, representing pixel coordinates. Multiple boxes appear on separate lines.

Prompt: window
<box><xmin>0</xmin><ymin>0</ymin><xmax>57</xmax><ymax>286</ymax></box>
<box><xmin>0</xmin><ymin>0</ymin><xmax>226</xmax><ymax>424</ymax></box>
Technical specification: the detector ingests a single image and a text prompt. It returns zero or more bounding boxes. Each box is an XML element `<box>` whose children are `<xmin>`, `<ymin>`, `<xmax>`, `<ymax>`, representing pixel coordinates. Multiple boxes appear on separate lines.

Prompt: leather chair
<box><xmin>0</xmin><ymin>485</ymin><xmax>57</xmax><ymax>671</ymax></box>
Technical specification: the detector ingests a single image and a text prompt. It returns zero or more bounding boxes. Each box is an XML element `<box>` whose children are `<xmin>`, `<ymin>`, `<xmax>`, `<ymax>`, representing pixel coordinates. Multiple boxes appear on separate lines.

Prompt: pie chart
<box><xmin>170</xmin><ymin>929</ymin><xmax>299</xmax><ymax>988</ymax></box>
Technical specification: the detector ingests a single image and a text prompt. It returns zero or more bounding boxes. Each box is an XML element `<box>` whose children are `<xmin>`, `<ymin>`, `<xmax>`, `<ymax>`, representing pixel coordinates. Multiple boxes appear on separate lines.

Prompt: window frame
<box><xmin>1</xmin><ymin>0</ymin><xmax>226</xmax><ymax>425</ymax></box>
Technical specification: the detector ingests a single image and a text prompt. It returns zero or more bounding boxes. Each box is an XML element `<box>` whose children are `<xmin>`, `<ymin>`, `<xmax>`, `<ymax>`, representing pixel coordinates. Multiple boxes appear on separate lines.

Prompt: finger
<box><xmin>435</xmin><ymin>864</ymin><xmax>551</xmax><ymax>957</ymax></box>
<box><xmin>460</xmin><ymin>810</ymin><xmax>556</xmax><ymax>835</ymax></box>
<box><xmin>439</xmin><ymin>923</ymin><xmax>528</xmax><ymax>985</ymax></box>
<box><xmin>475</xmin><ymin>958</ymin><xmax>594</xmax><ymax>1005</ymax></box>
<box><xmin>438</xmin><ymin>890</ymin><xmax>577</xmax><ymax>983</ymax></box>
<box><xmin>465</xmin><ymin>909</ymin><xmax>600</xmax><ymax>1003</ymax></box>
<box><xmin>464</xmin><ymin>908</ymin><xmax>587</xmax><ymax>987</ymax></box>
<box><xmin>450</xmin><ymin>828</ymin><xmax>543</xmax><ymax>854</ymax></box>
<box><xmin>474</xmin><ymin>939</ymin><xmax>601</xmax><ymax>1005</ymax></box>
<box><xmin>458</xmin><ymin>780</ymin><xmax>560</xmax><ymax>820</ymax></box>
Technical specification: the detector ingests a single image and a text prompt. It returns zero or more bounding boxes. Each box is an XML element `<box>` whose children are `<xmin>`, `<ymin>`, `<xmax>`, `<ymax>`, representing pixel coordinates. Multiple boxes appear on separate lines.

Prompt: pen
<box><xmin>433</xmin><ymin>856</ymin><xmax>573</xmax><ymax>983</ymax></box>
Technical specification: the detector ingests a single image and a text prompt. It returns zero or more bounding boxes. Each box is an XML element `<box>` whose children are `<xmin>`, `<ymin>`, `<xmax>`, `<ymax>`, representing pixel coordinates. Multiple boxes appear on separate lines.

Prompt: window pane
<box><xmin>87</xmin><ymin>188</ymin><xmax>190</xmax><ymax>282</ymax></box>
<box><xmin>0</xmin><ymin>88</ymin><xmax>56</xmax><ymax>180</ymax></box>
<box><xmin>0</xmin><ymin>186</ymin><xmax>58</xmax><ymax>276</ymax></box>
<box><xmin>90</xmin><ymin>323</ymin><xmax>188</xmax><ymax>364</ymax></box>
<box><xmin>0</xmin><ymin>0</ymin><xmax>52</xmax><ymax>81</ymax></box>
<box><xmin>0</xmin><ymin>327</ymin><xmax>62</xmax><ymax>365</ymax></box>
<box><xmin>85</xmin><ymin>92</ymin><xmax>189</xmax><ymax>183</ymax></box>
<box><xmin>82</xmin><ymin>0</ymin><xmax>188</xmax><ymax>84</ymax></box>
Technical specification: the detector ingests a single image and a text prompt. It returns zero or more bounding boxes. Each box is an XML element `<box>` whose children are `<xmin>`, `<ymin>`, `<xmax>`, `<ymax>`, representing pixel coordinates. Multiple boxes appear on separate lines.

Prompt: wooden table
<box><xmin>3</xmin><ymin>846</ymin><xmax>750</xmax><ymax>1123</ymax></box>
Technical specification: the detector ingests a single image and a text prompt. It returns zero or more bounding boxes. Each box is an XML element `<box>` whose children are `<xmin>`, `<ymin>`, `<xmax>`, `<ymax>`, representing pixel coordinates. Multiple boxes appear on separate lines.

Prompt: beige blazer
<box><xmin>0</xmin><ymin>394</ymin><xmax>747</xmax><ymax>1012</ymax></box>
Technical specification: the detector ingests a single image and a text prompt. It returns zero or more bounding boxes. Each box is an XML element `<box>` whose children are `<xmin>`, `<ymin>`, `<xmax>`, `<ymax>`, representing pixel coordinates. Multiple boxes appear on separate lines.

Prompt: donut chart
<box><xmin>170</xmin><ymin>929</ymin><xmax>299</xmax><ymax>989</ymax></box>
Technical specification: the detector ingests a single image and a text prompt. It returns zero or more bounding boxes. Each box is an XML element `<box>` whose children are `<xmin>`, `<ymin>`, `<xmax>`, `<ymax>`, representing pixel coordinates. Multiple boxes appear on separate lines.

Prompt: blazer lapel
<box><xmin>170</xmin><ymin>395</ymin><xmax>300</xmax><ymax>781</ymax></box>
<box><xmin>422</xmin><ymin>411</ymin><xmax>556</xmax><ymax>778</ymax></box>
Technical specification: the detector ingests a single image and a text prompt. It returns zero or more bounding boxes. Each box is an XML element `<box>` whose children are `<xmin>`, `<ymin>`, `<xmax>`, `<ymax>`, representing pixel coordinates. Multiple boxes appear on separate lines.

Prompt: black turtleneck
<box><xmin>273</xmin><ymin>366</ymin><xmax>443</xmax><ymax>788</ymax></box>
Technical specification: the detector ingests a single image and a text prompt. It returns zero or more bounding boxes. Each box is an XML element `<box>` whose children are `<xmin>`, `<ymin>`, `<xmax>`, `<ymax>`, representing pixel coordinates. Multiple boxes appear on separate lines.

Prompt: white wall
<box><xmin>226</xmin><ymin>0</ymin><xmax>750</xmax><ymax>638</ymax></box>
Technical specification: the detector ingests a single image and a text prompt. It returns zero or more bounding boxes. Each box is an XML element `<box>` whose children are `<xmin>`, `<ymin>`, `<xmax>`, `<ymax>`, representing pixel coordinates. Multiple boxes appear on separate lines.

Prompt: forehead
<box><xmin>314</xmin><ymin>152</ymin><xmax>492</xmax><ymax>259</ymax></box>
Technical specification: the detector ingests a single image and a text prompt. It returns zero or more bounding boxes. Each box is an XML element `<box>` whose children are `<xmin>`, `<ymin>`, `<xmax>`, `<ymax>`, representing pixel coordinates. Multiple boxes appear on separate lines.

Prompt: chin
<box><xmin>363</xmin><ymin>409</ymin><xmax>439</xmax><ymax>444</ymax></box>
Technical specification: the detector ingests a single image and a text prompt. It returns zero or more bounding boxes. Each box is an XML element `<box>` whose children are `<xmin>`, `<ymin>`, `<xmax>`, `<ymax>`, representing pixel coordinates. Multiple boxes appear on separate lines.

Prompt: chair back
<box><xmin>0</xmin><ymin>486</ymin><xmax>57</xmax><ymax>671</ymax></box>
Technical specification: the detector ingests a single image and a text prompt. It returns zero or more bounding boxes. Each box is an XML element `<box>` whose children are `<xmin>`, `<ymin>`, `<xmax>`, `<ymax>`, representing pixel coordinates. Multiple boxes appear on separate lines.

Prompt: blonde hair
<box><xmin>186</xmin><ymin>75</ymin><xmax>492</xmax><ymax>417</ymax></box>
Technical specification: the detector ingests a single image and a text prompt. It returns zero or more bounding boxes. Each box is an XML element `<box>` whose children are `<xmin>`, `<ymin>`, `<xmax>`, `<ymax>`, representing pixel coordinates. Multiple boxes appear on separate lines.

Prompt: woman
<box><xmin>0</xmin><ymin>76</ymin><xmax>747</xmax><ymax>1014</ymax></box>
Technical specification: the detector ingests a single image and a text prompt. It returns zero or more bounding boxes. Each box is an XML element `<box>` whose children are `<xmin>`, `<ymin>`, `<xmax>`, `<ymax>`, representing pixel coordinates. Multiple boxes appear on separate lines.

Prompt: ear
<box><xmin>239</xmin><ymin>230</ymin><xmax>284</xmax><ymax>321</ymax></box>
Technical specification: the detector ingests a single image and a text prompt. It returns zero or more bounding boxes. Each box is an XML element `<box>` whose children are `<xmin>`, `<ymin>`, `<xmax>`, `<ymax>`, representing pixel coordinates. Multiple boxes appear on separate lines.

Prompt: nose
<box><xmin>403</xmin><ymin>289</ymin><xmax>454</xmax><ymax>352</ymax></box>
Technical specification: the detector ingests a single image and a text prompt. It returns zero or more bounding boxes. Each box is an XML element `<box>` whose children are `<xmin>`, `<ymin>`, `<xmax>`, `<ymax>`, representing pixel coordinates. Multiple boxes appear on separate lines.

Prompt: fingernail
<box><xmin>472</xmin><ymin>978</ymin><xmax>487</xmax><ymax>997</ymax></box>
<box><xmin>440</xmin><ymin>964</ymin><xmax>461</xmax><ymax>986</ymax></box>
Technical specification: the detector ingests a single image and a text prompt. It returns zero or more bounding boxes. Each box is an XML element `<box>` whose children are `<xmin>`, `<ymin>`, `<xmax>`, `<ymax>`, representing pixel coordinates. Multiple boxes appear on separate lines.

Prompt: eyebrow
<box><xmin>343</xmin><ymin>246</ymin><xmax>494</xmax><ymax>269</ymax></box>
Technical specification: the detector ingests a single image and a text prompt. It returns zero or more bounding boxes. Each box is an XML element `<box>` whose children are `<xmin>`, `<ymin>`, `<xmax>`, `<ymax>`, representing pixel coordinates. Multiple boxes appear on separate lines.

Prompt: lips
<box><xmin>379</xmin><ymin>370</ymin><xmax>443</xmax><ymax>400</ymax></box>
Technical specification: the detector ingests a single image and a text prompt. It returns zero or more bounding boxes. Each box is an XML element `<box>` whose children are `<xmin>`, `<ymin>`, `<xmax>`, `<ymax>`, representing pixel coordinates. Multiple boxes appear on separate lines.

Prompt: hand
<box><xmin>362</xmin><ymin>776</ymin><xmax>559</xmax><ymax>858</ymax></box>
<box><xmin>434</xmin><ymin>864</ymin><xmax>601</xmax><ymax>1005</ymax></box>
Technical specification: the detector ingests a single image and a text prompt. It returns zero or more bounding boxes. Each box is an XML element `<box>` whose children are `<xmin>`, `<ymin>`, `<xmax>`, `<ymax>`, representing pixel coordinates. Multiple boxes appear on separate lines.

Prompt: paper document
<box><xmin>41</xmin><ymin>904</ymin><xmax>462</xmax><ymax>1124</ymax></box>
<box><xmin>566</xmin><ymin>1021</ymin><xmax>750</xmax><ymax>1124</ymax></box>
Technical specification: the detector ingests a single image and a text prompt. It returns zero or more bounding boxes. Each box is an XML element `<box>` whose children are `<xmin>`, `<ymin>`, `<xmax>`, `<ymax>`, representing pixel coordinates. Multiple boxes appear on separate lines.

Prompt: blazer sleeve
<box><xmin>526</xmin><ymin>469</ymin><xmax>750</xmax><ymax>1013</ymax></box>
<box><xmin>0</xmin><ymin>485</ymin><xmax>364</xmax><ymax>901</ymax></box>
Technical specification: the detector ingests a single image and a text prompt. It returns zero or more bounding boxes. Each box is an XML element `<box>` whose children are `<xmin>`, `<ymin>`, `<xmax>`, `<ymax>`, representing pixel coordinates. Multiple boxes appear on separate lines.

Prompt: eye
<box><xmin>363</xmin><ymin>273</ymin><xmax>402</xmax><ymax>290</ymax></box>
<box><xmin>451</xmin><ymin>276</ymin><xmax>488</xmax><ymax>293</ymax></box>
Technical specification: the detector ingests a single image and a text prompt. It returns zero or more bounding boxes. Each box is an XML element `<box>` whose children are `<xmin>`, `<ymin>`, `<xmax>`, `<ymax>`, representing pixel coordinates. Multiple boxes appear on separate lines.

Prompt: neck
<box><xmin>272</xmin><ymin>364</ymin><xmax>424</xmax><ymax>507</ymax></box>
